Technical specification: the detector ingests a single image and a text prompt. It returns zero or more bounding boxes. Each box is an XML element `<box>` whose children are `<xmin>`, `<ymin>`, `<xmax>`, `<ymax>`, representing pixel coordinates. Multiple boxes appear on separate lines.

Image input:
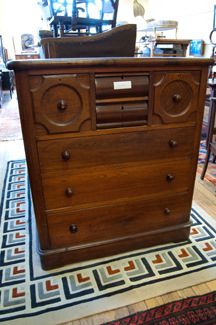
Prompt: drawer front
<box><xmin>153</xmin><ymin>72</ymin><xmax>200</xmax><ymax>124</ymax></box>
<box><xmin>95</xmin><ymin>75</ymin><xmax>149</xmax><ymax>99</ymax></box>
<box><xmin>31</xmin><ymin>74</ymin><xmax>91</xmax><ymax>133</ymax></box>
<box><xmin>47</xmin><ymin>193</ymin><xmax>190</xmax><ymax>248</ymax></box>
<box><xmin>37</xmin><ymin>127</ymin><xmax>195</xmax><ymax>174</ymax></box>
<box><xmin>96</xmin><ymin>101</ymin><xmax>148</xmax><ymax>129</ymax></box>
<box><xmin>42</xmin><ymin>159</ymin><xmax>191</xmax><ymax>210</ymax></box>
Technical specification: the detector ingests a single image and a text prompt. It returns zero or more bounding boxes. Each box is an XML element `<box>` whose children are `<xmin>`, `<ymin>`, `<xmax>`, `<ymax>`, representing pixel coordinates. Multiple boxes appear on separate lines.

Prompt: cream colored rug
<box><xmin>1</xmin><ymin>160</ymin><xmax>216</xmax><ymax>325</ymax></box>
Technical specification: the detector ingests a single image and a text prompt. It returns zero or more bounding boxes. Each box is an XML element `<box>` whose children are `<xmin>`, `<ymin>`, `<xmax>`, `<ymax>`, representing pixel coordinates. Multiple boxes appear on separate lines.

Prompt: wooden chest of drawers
<box><xmin>7</xmin><ymin>57</ymin><xmax>213</xmax><ymax>270</ymax></box>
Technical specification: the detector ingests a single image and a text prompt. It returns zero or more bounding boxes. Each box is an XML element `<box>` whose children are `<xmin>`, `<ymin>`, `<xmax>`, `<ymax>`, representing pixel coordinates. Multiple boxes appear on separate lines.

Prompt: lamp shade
<box><xmin>133</xmin><ymin>0</ymin><xmax>145</xmax><ymax>18</ymax></box>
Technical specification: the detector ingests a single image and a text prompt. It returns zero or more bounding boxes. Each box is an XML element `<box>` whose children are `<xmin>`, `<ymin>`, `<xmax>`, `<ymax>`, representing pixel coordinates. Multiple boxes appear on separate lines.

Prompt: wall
<box><xmin>146</xmin><ymin>0</ymin><xmax>216</xmax><ymax>57</ymax></box>
<box><xmin>0</xmin><ymin>0</ymin><xmax>48</xmax><ymax>60</ymax></box>
<box><xmin>0</xmin><ymin>0</ymin><xmax>215</xmax><ymax>59</ymax></box>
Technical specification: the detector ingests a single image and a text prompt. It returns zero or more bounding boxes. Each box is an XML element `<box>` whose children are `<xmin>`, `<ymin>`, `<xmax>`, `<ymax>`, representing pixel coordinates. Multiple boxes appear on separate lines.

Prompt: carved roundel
<box><xmin>161</xmin><ymin>80</ymin><xmax>192</xmax><ymax>117</ymax></box>
<box><xmin>41</xmin><ymin>84</ymin><xmax>82</xmax><ymax>125</ymax></box>
<box><xmin>31</xmin><ymin>74</ymin><xmax>90</xmax><ymax>133</ymax></box>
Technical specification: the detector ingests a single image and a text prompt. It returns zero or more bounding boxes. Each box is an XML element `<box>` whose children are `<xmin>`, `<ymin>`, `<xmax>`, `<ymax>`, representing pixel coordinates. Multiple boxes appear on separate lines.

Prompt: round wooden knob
<box><xmin>66</xmin><ymin>188</ymin><xmax>73</xmax><ymax>197</ymax></box>
<box><xmin>173</xmin><ymin>94</ymin><xmax>182</xmax><ymax>102</ymax></box>
<box><xmin>57</xmin><ymin>100</ymin><xmax>67</xmax><ymax>110</ymax></box>
<box><xmin>70</xmin><ymin>224</ymin><xmax>78</xmax><ymax>233</ymax></box>
<box><xmin>62</xmin><ymin>150</ymin><xmax>70</xmax><ymax>160</ymax></box>
<box><xmin>164</xmin><ymin>208</ymin><xmax>171</xmax><ymax>215</ymax></box>
<box><xmin>167</xmin><ymin>174</ymin><xmax>175</xmax><ymax>181</ymax></box>
<box><xmin>170</xmin><ymin>140</ymin><xmax>178</xmax><ymax>148</ymax></box>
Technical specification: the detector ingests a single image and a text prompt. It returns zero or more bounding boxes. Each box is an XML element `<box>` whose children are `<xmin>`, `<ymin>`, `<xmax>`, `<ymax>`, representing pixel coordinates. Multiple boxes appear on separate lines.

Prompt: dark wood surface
<box><xmin>7</xmin><ymin>57</ymin><xmax>213</xmax><ymax>270</ymax></box>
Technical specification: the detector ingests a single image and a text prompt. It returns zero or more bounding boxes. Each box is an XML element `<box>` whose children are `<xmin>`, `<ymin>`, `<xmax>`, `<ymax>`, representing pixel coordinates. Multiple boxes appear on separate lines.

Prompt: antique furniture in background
<box><xmin>149</xmin><ymin>39</ymin><xmax>191</xmax><ymax>57</ymax></box>
<box><xmin>39</xmin><ymin>24</ymin><xmax>136</xmax><ymax>58</ymax></box>
<box><xmin>40</xmin><ymin>0</ymin><xmax>119</xmax><ymax>37</ymax></box>
<box><xmin>2</xmin><ymin>69</ymin><xmax>13</xmax><ymax>99</ymax></box>
<box><xmin>8</xmin><ymin>57</ymin><xmax>213</xmax><ymax>270</ymax></box>
<box><xmin>15</xmin><ymin>53</ymin><xmax>40</xmax><ymax>60</ymax></box>
<box><xmin>201</xmin><ymin>97</ymin><xmax>216</xmax><ymax>180</ymax></box>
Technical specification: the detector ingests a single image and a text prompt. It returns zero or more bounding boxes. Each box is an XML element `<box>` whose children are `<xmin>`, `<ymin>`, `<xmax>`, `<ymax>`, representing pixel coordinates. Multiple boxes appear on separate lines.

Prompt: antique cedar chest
<box><xmin>7</xmin><ymin>57</ymin><xmax>213</xmax><ymax>270</ymax></box>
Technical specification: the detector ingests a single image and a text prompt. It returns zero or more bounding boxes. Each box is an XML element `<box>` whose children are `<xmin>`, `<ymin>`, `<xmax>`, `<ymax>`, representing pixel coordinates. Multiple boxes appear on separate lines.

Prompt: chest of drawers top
<box><xmin>8</xmin><ymin>57</ymin><xmax>213</xmax><ymax>137</ymax></box>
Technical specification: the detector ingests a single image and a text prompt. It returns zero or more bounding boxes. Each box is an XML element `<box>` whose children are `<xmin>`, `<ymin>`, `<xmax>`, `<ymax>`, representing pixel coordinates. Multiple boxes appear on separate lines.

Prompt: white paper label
<box><xmin>113</xmin><ymin>81</ymin><xmax>132</xmax><ymax>90</ymax></box>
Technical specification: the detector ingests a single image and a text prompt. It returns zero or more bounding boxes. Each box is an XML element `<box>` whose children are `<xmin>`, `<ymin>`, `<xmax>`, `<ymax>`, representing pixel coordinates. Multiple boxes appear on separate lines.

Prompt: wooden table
<box><xmin>15</xmin><ymin>53</ymin><xmax>40</xmax><ymax>60</ymax></box>
<box><xmin>149</xmin><ymin>39</ymin><xmax>192</xmax><ymax>57</ymax></box>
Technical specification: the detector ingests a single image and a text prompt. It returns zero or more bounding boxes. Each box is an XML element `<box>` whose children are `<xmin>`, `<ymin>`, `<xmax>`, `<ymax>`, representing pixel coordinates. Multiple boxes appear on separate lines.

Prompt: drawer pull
<box><xmin>57</xmin><ymin>100</ymin><xmax>67</xmax><ymax>110</ymax></box>
<box><xmin>167</xmin><ymin>174</ymin><xmax>175</xmax><ymax>181</ymax></box>
<box><xmin>173</xmin><ymin>94</ymin><xmax>182</xmax><ymax>102</ymax></box>
<box><xmin>170</xmin><ymin>140</ymin><xmax>178</xmax><ymax>148</ymax></box>
<box><xmin>66</xmin><ymin>188</ymin><xmax>73</xmax><ymax>197</ymax></box>
<box><xmin>70</xmin><ymin>224</ymin><xmax>78</xmax><ymax>233</ymax></box>
<box><xmin>164</xmin><ymin>208</ymin><xmax>171</xmax><ymax>215</ymax></box>
<box><xmin>62</xmin><ymin>150</ymin><xmax>70</xmax><ymax>160</ymax></box>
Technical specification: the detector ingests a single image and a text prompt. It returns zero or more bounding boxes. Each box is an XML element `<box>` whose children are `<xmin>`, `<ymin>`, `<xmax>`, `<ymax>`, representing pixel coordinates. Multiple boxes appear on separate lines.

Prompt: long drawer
<box><xmin>96</xmin><ymin>100</ymin><xmax>148</xmax><ymax>129</ymax></box>
<box><xmin>95</xmin><ymin>74</ymin><xmax>149</xmax><ymax>99</ymax></box>
<box><xmin>47</xmin><ymin>192</ymin><xmax>190</xmax><ymax>249</ymax></box>
<box><xmin>42</xmin><ymin>159</ymin><xmax>191</xmax><ymax>210</ymax></box>
<box><xmin>37</xmin><ymin>127</ymin><xmax>195</xmax><ymax>174</ymax></box>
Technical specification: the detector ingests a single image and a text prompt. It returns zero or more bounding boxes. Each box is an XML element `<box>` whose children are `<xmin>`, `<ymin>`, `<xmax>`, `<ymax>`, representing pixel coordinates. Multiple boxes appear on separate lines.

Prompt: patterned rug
<box><xmin>1</xmin><ymin>160</ymin><xmax>216</xmax><ymax>325</ymax></box>
<box><xmin>197</xmin><ymin>140</ymin><xmax>216</xmax><ymax>186</ymax></box>
<box><xmin>0</xmin><ymin>96</ymin><xmax>22</xmax><ymax>141</ymax></box>
<box><xmin>103</xmin><ymin>291</ymin><xmax>216</xmax><ymax>325</ymax></box>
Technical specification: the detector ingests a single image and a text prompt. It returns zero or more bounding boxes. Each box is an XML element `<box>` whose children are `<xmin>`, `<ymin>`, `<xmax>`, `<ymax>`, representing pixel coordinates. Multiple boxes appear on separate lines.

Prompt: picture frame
<box><xmin>189</xmin><ymin>39</ymin><xmax>204</xmax><ymax>57</ymax></box>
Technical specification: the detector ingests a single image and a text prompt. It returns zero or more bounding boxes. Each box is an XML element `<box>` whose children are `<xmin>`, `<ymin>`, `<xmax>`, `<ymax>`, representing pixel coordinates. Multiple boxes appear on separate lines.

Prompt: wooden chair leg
<box><xmin>201</xmin><ymin>147</ymin><xmax>212</xmax><ymax>180</ymax></box>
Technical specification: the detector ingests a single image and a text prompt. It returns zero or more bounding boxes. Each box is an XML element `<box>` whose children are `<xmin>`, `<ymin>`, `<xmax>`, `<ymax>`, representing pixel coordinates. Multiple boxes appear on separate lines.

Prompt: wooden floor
<box><xmin>0</xmin><ymin>92</ymin><xmax>216</xmax><ymax>325</ymax></box>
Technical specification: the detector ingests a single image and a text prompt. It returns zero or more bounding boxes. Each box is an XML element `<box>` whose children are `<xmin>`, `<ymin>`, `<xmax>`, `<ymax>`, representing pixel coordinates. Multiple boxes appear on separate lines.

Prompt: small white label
<box><xmin>113</xmin><ymin>81</ymin><xmax>132</xmax><ymax>90</ymax></box>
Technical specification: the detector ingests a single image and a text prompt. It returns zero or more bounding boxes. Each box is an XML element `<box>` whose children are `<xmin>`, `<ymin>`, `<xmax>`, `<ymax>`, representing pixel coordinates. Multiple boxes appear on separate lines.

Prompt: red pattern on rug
<box><xmin>197</xmin><ymin>140</ymin><xmax>216</xmax><ymax>186</ymax></box>
<box><xmin>104</xmin><ymin>292</ymin><xmax>216</xmax><ymax>325</ymax></box>
<box><xmin>0</xmin><ymin>105</ymin><xmax>22</xmax><ymax>141</ymax></box>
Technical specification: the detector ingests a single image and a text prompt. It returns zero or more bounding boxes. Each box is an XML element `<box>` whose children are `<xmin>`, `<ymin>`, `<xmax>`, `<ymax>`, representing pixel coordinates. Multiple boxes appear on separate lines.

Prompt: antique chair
<box><xmin>39</xmin><ymin>23</ymin><xmax>136</xmax><ymax>58</ymax></box>
<box><xmin>40</xmin><ymin>0</ymin><xmax>119</xmax><ymax>37</ymax></box>
<box><xmin>201</xmin><ymin>97</ymin><xmax>216</xmax><ymax>181</ymax></box>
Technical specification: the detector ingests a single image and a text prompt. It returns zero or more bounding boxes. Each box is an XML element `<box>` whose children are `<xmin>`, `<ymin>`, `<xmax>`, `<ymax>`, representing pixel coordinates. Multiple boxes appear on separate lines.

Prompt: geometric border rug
<box><xmin>1</xmin><ymin>160</ymin><xmax>216</xmax><ymax>325</ymax></box>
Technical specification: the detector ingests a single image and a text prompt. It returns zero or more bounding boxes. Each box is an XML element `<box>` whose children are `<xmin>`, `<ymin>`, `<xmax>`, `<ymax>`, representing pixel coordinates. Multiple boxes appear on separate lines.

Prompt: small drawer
<box><xmin>42</xmin><ymin>159</ymin><xmax>191</xmax><ymax>210</ymax></box>
<box><xmin>96</xmin><ymin>101</ymin><xmax>148</xmax><ymax>129</ymax></box>
<box><xmin>47</xmin><ymin>192</ymin><xmax>190</xmax><ymax>249</ymax></box>
<box><xmin>37</xmin><ymin>127</ymin><xmax>195</xmax><ymax>174</ymax></box>
<box><xmin>153</xmin><ymin>72</ymin><xmax>200</xmax><ymax>124</ymax></box>
<box><xmin>31</xmin><ymin>74</ymin><xmax>91</xmax><ymax>134</ymax></box>
<box><xmin>95</xmin><ymin>74</ymin><xmax>149</xmax><ymax>99</ymax></box>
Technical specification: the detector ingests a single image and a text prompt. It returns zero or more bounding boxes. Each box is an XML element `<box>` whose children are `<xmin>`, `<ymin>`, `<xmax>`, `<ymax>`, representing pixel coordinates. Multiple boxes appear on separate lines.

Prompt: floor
<box><xmin>0</xmin><ymin>92</ymin><xmax>216</xmax><ymax>325</ymax></box>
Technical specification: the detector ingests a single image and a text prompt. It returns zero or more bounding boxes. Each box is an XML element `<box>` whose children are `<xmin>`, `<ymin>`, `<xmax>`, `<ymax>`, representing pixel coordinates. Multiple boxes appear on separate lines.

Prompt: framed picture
<box><xmin>189</xmin><ymin>39</ymin><xmax>204</xmax><ymax>57</ymax></box>
<box><xmin>21</xmin><ymin>34</ymin><xmax>34</xmax><ymax>52</ymax></box>
<box><xmin>213</xmin><ymin>5</ymin><xmax>216</xmax><ymax>29</ymax></box>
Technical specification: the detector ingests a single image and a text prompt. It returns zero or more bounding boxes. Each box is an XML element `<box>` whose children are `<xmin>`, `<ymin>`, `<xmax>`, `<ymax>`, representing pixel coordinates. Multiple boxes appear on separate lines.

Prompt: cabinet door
<box><xmin>31</xmin><ymin>74</ymin><xmax>91</xmax><ymax>134</ymax></box>
<box><xmin>153</xmin><ymin>72</ymin><xmax>200</xmax><ymax>124</ymax></box>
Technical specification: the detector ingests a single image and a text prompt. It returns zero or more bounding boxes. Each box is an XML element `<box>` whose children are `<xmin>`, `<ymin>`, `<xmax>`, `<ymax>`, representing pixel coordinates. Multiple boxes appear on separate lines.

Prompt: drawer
<box><xmin>95</xmin><ymin>74</ymin><xmax>149</xmax><ymax>99</ymax></box>
<box><xmin>153</xmin><ymin>72</ymin><xmax>200</xmax><ymax>124</ymax></box>
<box><xmin>47</xmin><ymin>192</ymin><xmax>190</xmax><ymax>249</ymax></box>
<box><xmin>31</xmin><ymin>74</ymin><xmax>91</xmax><ymax>134</ymax></box>
<box><xmin>42</xmin><ymin>159</ymin><xmax>191</xmax><ymax>210</ymax></box>
<box><xmin>96</xmin><ymin>101</ymin><xmax>148</xmax><ymax>129</ymax></box>
<box><xmin>37</xmin><ymin>127</ymin><xmax>195</xmax><ymax>174</ymax></box>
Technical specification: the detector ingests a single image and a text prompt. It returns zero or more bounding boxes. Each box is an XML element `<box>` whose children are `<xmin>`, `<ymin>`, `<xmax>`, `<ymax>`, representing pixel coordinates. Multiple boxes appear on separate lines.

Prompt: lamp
<box><xmin>133</xmin><ymin>0</ymin><xmax>145</xmax><ymax>18</ymax></box>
